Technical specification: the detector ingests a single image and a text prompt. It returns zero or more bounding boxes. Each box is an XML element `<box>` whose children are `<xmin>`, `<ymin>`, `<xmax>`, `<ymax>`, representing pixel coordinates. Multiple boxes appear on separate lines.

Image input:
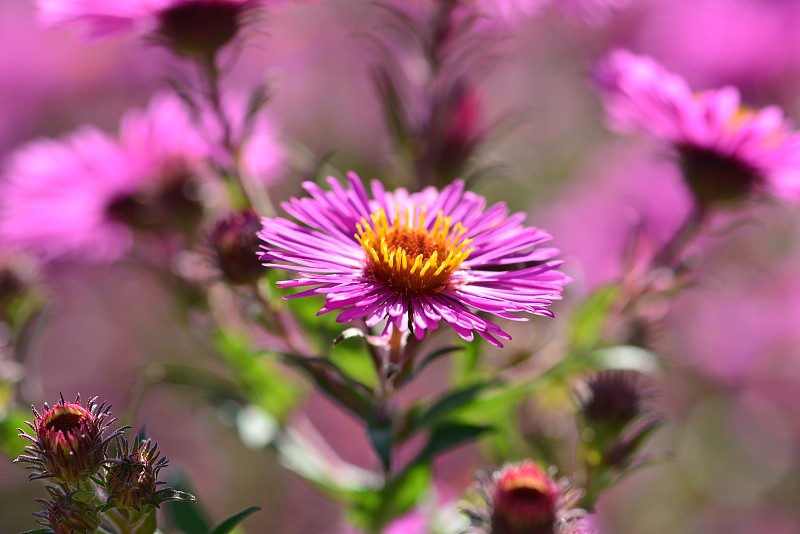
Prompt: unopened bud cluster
<box><xmin>15</xmin><ymin>394</ymin><xmax>194</xmax><ymax>533</ymax></box>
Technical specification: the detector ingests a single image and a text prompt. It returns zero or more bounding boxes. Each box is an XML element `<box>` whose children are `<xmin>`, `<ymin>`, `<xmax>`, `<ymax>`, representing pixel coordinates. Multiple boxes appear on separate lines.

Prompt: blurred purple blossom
<box><xmin>0</xmin><ymin>93</ymin><xmax>208</xmax><ymax>262</ymax></box>
<box><xmin>596</xmin><ymin>49</ymin><xmax>800</xmax><ymax>206</ymax></box>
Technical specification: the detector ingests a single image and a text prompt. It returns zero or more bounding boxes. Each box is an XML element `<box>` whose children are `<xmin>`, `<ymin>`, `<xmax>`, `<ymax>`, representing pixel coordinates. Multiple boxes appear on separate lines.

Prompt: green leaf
<box><xmin>280</xmin><ymin>353</ymin><xmax>373</xmax><ymax>419</ymax></box>
<box><xmin>214</xmin><ymin>329</ymin><xmax>302</xmax><ymax>420</ymax></box>
<box><xmin>413</xmin><ymin>422</ymin><xmax>494</xmax><ymax>464</ymax></box>
<box><xmin>395</xmin><ymin>345</ymin><xmax>463</xmax><ymax>387</ymax></box>
<box><xmin>137</xmin><ymin>510</ymin><xmax>157</xmax><ymax>534</ymax></box>
<box><xmin>20</xmin><ymin>529</ymin><xmax>53</xmax><ymax>534</ymax></box>
<box><xmin>162</xmin><ymin>473</ymin><xmax>210</xmax><ymax>534</ymax></box>
<box><xmin>569</xmin><ymin>284</ymin><xmax>620</xmax><ymax>355</ymax></box>
<box><xmin>350</xmin><ymin>462</ymin><xmax>432</xmax><ymax>533</ymax></box>
<box><xmin>401</xmin><ymin>381</ymin><xmax>498</xmax><ymax>440</ymax></box>
<box><xmin>0</xmin><ymin>407</ymin><xmax>30</xmax><ymax>459</ymax></box>
<box><xmin>209</xmin><ymin>506</ymin><xmax>262</xmax><ymax>534</ymax></box>
<box><xmin>367</xmin><ymin>418</ymin><xmax>394</xmax><ymax>473</ymax></box>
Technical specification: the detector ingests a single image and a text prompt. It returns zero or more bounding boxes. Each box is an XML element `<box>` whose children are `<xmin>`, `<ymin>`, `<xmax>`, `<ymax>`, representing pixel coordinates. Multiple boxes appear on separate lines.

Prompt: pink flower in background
<box><xmin>595</xmin><ymin>49</ymin><xmax>800</xmax><ymax>206</ymax></box>
<box><xmin>0</xmin><ymin>93</ymin><xmax>209</xmax><ymax>262</ymax></box>
<box><xmin>553</xmin><ymin>0</ymin><xmax>628</xmax><ymax>24</ymax></box>
<box><xmin>36</xmin><ymin>0</ymin><xmax>281</xmax><ymax>58</ymax></box>
<box><xmin>259</xmin><ymin>174</ymin><xmax>567</xmax><ymax>347</ymax></box>
<box><xmin>37</xmin><ymin>0</ymin><xmax>267</xmax><ymax>36</ymax></box>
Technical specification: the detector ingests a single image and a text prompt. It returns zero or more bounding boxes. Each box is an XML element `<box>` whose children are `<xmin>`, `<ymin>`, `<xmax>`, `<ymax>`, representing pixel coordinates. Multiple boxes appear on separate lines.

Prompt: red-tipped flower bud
<box><xmin>16</xmin><ymin>395</ymin><xmax>125</xmax><ymax>484</ymax></box>
<box><xmin>490</xmin><ymin>462</ymin><xmax>561</xmax><ymax>534</ymax></box>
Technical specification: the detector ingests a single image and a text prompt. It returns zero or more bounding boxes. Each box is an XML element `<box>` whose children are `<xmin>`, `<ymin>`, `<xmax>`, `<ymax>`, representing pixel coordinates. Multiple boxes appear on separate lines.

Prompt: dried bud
<box><xmin>574</xmin><ymin>371</ymin><xmax>649</xmax><ymax>434</ymax></box>
<box><xmin>464</xmin><ymin>461</ymin><xmax>583</xmax><ymax>534</ymax></box>
<box><xmin>156</xmin><ymin>0</ymin><xmax>261</xmax><ymax>61</ymax></box>
<box><xmin>16</xmin><ymin>394</ymin><xmax>125</xmax><ymax>484</ymax></box>
<box><xmin>34</xmin><ymin>486</ymin><xmax>101</xmax><ymax>534</ymax></box>
<box><xmin>209</xmin><ymin>210</ymin><xmax>264</xmax><ymax>285</ymax></box>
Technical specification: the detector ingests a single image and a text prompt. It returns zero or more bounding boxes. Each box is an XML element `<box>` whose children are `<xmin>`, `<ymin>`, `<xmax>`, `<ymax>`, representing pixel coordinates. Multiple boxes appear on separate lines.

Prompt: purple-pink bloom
<box><xmin>259</xmin><ymin>174</ymin><xmax>567</xmax><ymax>347</ymax></box>
<box><xmin>36</xmin><ymin>0</ymin><xmax>270</xmax><ymax>38</ymax></box>
<box><xmin>0</xmin><ymin>93</ymin><xmax>208</xmax><ymax>262</ymax></box>
<box><xmin>595</xmin><ymin>49</ymin><xmax>800</xmax><ymax>205</ymax></box>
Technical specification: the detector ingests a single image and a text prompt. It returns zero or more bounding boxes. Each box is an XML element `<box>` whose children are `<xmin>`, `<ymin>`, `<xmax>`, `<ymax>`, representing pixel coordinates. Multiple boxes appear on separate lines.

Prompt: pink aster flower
<box><xmin>258</xmin><ymin>174</ymin><xmax>567</xmax><ymax>347</ymax></box>
<box><xmin>595</xmin><ymin>49</ymin><xmax>800</xmax><ymax>207</ymax></box>
<box><xmin>37</xmin><ymin>0</ymin><xmax>276</xmax><ymax>58</ymax></box>
<box><xmin>0</xmin><ymin>93</ymin><xmax>209</xmax><ymax>262</ymax></box>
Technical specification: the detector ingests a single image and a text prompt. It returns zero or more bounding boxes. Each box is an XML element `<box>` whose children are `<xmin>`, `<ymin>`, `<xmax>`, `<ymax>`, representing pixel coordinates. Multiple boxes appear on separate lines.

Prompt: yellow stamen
<box><xmin>355</xmin><ymin>205</ymin><xmax>473</xmax><ymax>294</ymax></box>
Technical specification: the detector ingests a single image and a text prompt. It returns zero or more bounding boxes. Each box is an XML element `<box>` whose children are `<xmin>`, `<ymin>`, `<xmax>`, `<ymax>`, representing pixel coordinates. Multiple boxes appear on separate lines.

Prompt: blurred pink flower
<box><xmin>259</xmin><ymin>174</ymin><xmax>568</xmax><ymax>347</ymax></box>
<box><xmin>0</xmin><ymin>93</ymin><xmax>209</xmax><ymax>262</ymax></box>
<box><xmin>596</xmin><ymin>49</ymin><xmax>800</xmax><ymax>206</ymax></box>
<box><xmin>36</xmin><ymin>0</ymin><xmax>271</xmax><ymax>38</ymax></box>
<box><xmin>553</xmin><ymin>0</ymin><xmax>627</xmax><ymax>24</ymax></box>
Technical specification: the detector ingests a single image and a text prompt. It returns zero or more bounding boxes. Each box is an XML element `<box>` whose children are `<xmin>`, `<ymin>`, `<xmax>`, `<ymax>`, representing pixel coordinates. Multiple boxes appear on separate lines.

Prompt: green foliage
<box><xmin>569</xmin><ymin>284</ymin><xmax>620</xmax><ymax>356</ymax></box>
<box><xmin>0</xmin><ymin>407</ymin><xmax>29</xmax><ymax>459</ymax></box>
<box><xmin>214</xmin><ymin>329</ymin><xmax>302</xmax><ymax>421</ymax></box>
<box><xmin>209</xmin><ymin>506</ymin><xmax>262</xmax><ymax>534</ymax></box>
<box><xmin>349</xmin><ymin>462</ymin><xmax>432</xmax><ymax>534</ymax></box>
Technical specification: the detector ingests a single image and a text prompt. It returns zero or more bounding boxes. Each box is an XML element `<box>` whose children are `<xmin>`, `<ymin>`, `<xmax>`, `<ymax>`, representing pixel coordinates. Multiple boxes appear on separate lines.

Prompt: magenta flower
<box><xmin>595</xmin><ymin>49</ymin><xmax>800</xmax><ymax>206</ymax></box>
<box><xmin>36</xmin><ymin>0</ymin><xmax>278</xmax><ymax>58</ymax></box>
<box><xmin>259</xmin><ymin>174</ymin><xmax>567</xmax><ymax>347</ymax></box>
<box><xmin>0</xmin><ymin>93</ymin><xmax>209</xmax><ymax>262</ymax></box>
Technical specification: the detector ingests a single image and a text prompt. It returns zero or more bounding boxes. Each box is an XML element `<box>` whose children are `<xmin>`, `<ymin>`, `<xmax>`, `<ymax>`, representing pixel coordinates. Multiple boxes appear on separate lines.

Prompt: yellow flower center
<box><xmin>355</xmin><ymin>205</ymin><xmax>473</xmax><ymax>294</ymax></box>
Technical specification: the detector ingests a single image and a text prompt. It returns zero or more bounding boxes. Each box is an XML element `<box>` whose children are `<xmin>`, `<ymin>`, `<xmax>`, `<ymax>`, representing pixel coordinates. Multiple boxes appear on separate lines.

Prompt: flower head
<box><xmin>0</xmin><ymin>93</ymin><xmax>208</xmax><ymax>262</ymax></box>
<box><xmin>595</xmin><ymin>49</ymin><xmax>800</xmax><ymax>207</ymax></box>
<box><xmin>464</xmin><ymin>461</ymin><xmax>584</xmax><ymax>534</ymax></box>
<box><xmin>35</xmin><ymin>486</ymin><xmax>102</xmax><ymax>534</ymax></box>
<box><xmin>210</xmin><ymin>210</ymin><xmax>264</xmax><ymax>285</ymax></box>
<box><xmin>259</xmin><ymin>174</ymin><xmax>568</xmax><ymax>347</ymax></box>
<box><xmin>105</xmin><ymin>435</ymin><xmax>184</xmax><ymax>511</ymax></box>
<box><xmin>37</xmin><ymin>0</ymin><xmax>274</xmax><ymax>58</ymax></box>
<box><xmin>16</xmin><ymin>394</ymin><xmax>126</xmax><ymax>484</ymax></box>
<box><xmin>574</xmin><ymin>370</ymin><xmax>649</xmax><ymax>431</ymax></box>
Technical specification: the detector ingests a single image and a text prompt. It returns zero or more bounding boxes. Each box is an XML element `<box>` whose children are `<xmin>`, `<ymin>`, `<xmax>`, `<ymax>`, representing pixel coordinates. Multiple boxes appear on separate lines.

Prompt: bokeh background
<box><xmin>1</xmin><ymin>0</ymin><xmax>800</xmax><ymax>532</ymax></box>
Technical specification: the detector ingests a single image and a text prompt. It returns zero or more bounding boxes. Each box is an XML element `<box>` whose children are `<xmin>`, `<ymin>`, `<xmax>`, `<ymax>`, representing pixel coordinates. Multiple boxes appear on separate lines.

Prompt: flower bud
<box><xmin>490</xmin><ymin>462</ymin><xmax>560</xmax><ymax>534</ymax></box>
<box><xmin>156</xmin><ymin>0</ymin><xmax>260</xmax><ymax>61</ymax></box>
<box><xmin>105</xmin><ymin>436</ymin><xmax>169</xmax><ymax>511</ymax></box>
<box><xmin>16</xmin><ymin>394</ymin><xmax>125</xmax><ymax>484</ymax></box>
<box><xmin>464</xmin><ymin>461</ymin><xmax>583</xmax><ymax>534</ymax></box>
<box><xmin>574</xmin><ymin>371</ymin><xmax>648</xmax><ymax>434</ymax></box>
<box><xmin>209</xmin><ymin>210</ymin><xmax>264</xmax><ymax>285</ymax></box>
<box><xmin>34</xmin><ymin>486</ymin><xmax>102</xmax><ymax>534</ymax></box>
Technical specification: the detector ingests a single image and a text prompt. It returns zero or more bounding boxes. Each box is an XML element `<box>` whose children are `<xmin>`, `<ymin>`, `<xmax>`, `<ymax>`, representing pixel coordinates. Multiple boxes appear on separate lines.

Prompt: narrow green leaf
<box><xmin>162</xmin><ymin>473</ymin><xmax>210</xmax><ymax>534</ymax></box>
<box><xmin>399</xmin><ymin>381</ymin><xmax>498</xmax><ymax>441</ymax></box>
<box><xmin>396</xmin><ymin>345</ymin><xmax>463</xmax><ymax>387</ymax></box>
<box><xmin>209</xmin><ymin>506</ymin><xmax>262</xmax><ymax>534</ymax></box>
<box><xmin>414</xmin><ymin>422</ymin><xmax>494</xmax><ymax>464</ymax></box>
<box><xmin>569</xmin><ymin>284</ymin><xmax>620</xmax><ymax>354</ymax></box>
<box><xmin>367</xmin><ymin>419</ymin><xmax>394</xmax><ymax>473</ymax></box>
